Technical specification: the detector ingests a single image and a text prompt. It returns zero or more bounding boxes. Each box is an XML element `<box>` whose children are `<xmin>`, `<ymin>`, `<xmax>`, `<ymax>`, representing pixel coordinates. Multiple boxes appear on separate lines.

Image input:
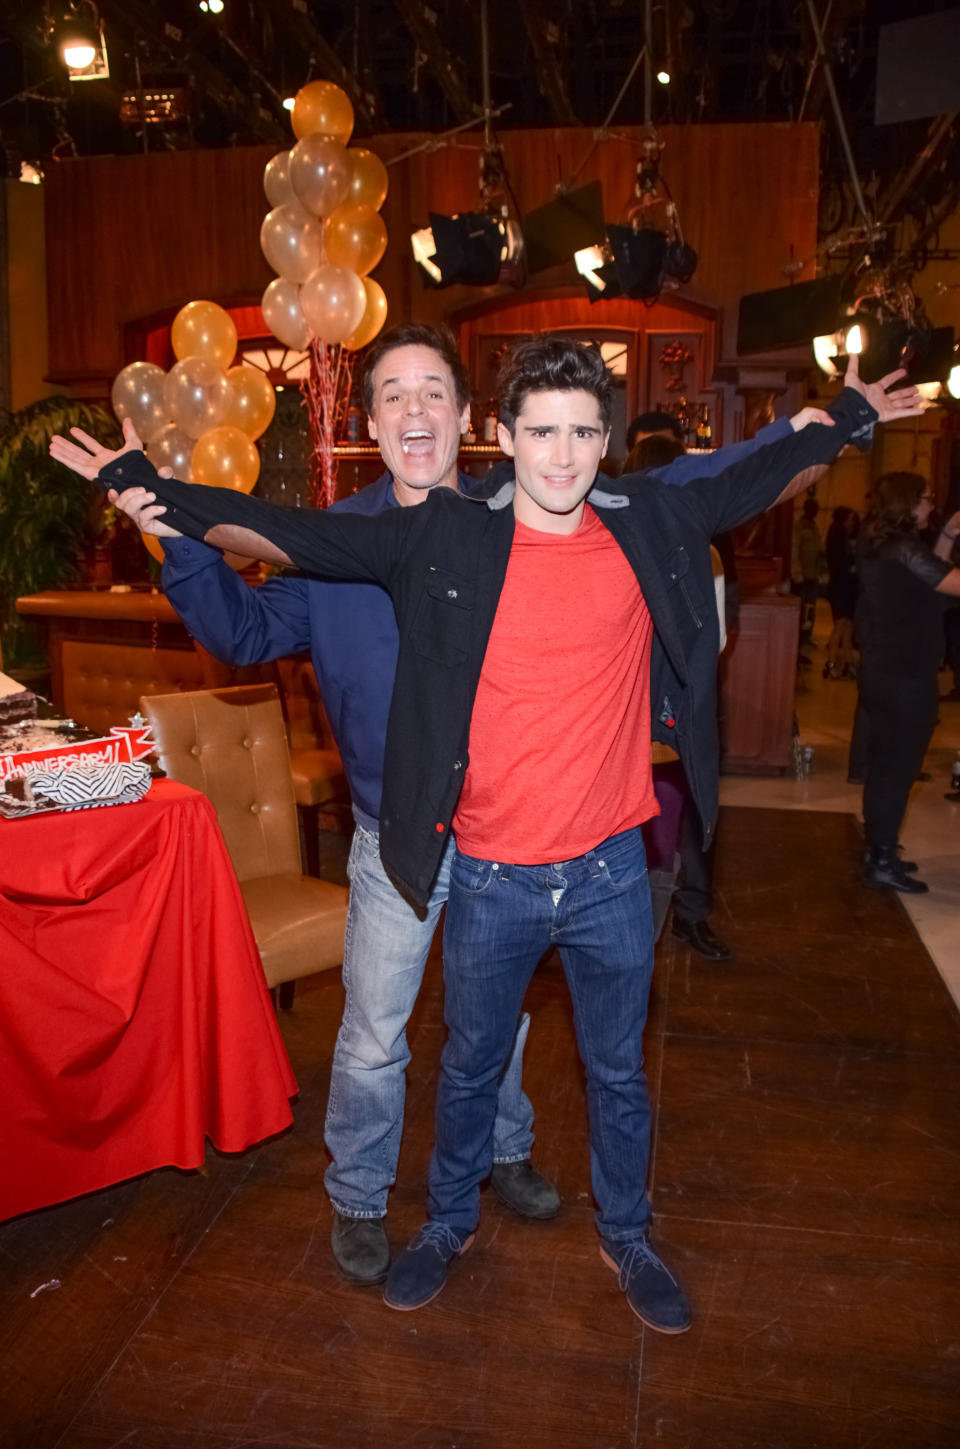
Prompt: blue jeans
<box><xmin>429</xmin><ymin>827</ymin><xmax>654</xmax><ymax>1244</ymax></box>
<box><xmin>324</xmin><ymin>824</ymin><xmax>535</xmax><ymax>1218</ymax></box>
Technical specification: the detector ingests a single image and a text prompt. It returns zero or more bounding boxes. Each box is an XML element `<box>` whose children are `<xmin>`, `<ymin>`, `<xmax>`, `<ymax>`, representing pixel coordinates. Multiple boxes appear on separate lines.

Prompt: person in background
<box><xmin>625</xmin><ymin>430</ymin><xmax>733</xmax><ymax>962</ymax></box>
<box><xmin>795</xmin><ymin>497</ymin><xmax>825</xmax><ymax>650</ymax></box>
<box><xmin>625</xmin><ymin>409</ymin><xmax>683</xmax><ymax>454</ymax></box>
<box><xmin>823</xmin><ymin>506</ymin><xmax>859</xmax><ymax>679</ymax></box>
<box><xmin>856</xmin><ymin>472</ymin><xmax>960</xmax><ymax>893</ymax></box>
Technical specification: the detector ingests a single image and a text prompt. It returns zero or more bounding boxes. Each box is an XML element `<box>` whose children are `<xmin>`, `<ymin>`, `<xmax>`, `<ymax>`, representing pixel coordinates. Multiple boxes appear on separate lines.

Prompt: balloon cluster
<box><xmin>260</xmin><ymin>81</ymin><xmax>389</xmax><ymax>352</ymax></box>
<box><xmin>110</xmin><ymin>300</ymin><xmax>274</xmax><ymax>562</ymax></box>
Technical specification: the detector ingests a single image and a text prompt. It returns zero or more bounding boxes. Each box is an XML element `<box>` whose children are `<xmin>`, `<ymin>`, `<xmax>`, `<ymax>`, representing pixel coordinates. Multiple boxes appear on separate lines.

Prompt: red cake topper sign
<box><xmin>0</xmin><ymin>723</ymin><xmax>155</xmax><ymax>784</ymax></box>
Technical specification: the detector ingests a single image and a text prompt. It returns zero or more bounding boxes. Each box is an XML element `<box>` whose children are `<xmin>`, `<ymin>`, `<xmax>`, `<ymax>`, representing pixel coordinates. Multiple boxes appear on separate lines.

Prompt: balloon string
<box><xmin>304</xmin><ymin>340</ymin><xmax>354</xmax><ymax>509</ymax></box>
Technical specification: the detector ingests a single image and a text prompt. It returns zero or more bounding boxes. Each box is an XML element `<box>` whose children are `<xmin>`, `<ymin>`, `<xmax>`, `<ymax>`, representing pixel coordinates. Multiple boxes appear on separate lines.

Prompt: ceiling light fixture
<box><xmin>411</xmin><ymin>0</ymin><xmax>523</xmax><ymax>290</ymax></box>
<box><xmin>55</xmin><ymin>5</ymin><xmax>109</xmax><ymax>80</ymax></box>
<box><xmin>574</xmin><ymin>135</ymin><xmax>697</xmax><ymax>304</ymax></box>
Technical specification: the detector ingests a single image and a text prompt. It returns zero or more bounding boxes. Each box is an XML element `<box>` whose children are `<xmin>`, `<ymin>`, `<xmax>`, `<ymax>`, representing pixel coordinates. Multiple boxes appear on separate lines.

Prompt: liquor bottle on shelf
<box><xmin>700</xmin><ymin>404</ymin><xmax>712</xmax><ymax>448</ymax></box>
<box><xmin>482</xmin><ymin>397</ymin><xmax>498</xmax><ymax>444</ymax></box>
<box><xmin>344</xmin><ymin>394</ymin><xmax>362</xmax><ymax>444</ymax></box>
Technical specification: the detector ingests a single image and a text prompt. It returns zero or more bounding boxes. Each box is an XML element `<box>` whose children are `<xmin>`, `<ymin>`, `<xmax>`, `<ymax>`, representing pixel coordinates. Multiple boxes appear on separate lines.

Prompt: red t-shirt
<box><xmin>453</xmin><ymin>506</ymin><xmax>659</xmax><ymax>863</ymax></box>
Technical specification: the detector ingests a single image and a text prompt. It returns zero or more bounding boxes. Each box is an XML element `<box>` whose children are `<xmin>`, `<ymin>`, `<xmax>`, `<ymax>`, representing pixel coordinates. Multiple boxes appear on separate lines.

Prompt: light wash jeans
<box><xmin>429</xmin><ymin>827</ymin><xmax>654</xmax><ymax>1243</ymax></box>
<box><xmin>323</xmin><ymin>823</ymin><xmax>535</xmax><ymax>1218</ymax></box>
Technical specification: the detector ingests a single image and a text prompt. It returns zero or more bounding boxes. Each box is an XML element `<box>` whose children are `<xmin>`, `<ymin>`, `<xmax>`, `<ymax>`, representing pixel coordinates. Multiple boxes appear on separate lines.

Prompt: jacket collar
<box><xmin>463</xmin><ymin>459</ymin><xmax>639</xmax><ymax>512</ymax></box>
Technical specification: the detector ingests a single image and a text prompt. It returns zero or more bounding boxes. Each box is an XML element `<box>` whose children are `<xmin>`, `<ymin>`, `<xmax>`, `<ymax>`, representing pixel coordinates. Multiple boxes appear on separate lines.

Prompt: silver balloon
<box><xmin>261</xmin><ymin>278</ymin><xmax>312</xmax><ymax>350</ymax></box>
<box><xmin>163</xmin><ymin>357</ymin><xmax>230</xmax><ymax>440</ymax></box>
<box><xmin>300</xmin><ymin>265</ymin><xmax>367</xmax><ymax>346</ymax></box>
<box><xmin>259</xmin><ymin>203</ymin><xmax>323</xmax><ymax>284</ymax></box>
<box><xmin>110</xmin><ymin>361</ymin><xmax>169</xmax><ymax>442</ymax></box>
<box><xmin>146</xmin><ymin>423</ymin><xmax>195</xmax><ymax>481</ymax></box>
<box><xmin>263</xmin><ymin>150</ymin><xmax>296</xmax><ymax>208</ymax></box>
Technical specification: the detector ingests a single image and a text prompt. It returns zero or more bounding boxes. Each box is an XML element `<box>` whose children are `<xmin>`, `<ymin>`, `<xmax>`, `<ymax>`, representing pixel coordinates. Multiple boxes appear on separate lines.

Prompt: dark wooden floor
<box><xmin>3</xmin><ymin>808</ymin><xmax>959</xmax><ymax>1449</ymax></box>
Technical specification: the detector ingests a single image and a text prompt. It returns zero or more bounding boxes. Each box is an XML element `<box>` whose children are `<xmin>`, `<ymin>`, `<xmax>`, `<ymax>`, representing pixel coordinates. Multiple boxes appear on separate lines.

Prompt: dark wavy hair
<box><xmin>359</xmin><ymin>323</ymin><xmax>472</xmax><ymax>415</ymax></box>
<box><xmin>623</xmin><ymin>434</ymin><xmax>684</xmax><ymax>474</ymax></box>
<box><xmin>496</xmin><ymin>336</ymin><xmax>614</xmax><ymax>435</ymax></box>
<box><xmin>865</xmin><ymin>471</ymin><xmax>928</xmax><ymax>542</ymax></box>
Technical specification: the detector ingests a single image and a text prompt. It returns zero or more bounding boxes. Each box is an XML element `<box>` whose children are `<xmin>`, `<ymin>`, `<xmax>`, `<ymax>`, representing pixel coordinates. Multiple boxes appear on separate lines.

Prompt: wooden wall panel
<box><xmin>45</xmin><ymin>123</ymin><xmax>818</xmax><ymax>390</ymax></box>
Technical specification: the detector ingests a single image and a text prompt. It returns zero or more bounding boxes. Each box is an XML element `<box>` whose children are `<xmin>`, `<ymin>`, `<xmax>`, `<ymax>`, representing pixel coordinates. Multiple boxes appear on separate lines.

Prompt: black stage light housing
<box><xmin>414</xmin><ymin>212</ymin><xmax>502</xmax><ymax>288</ymax></box>
<box><xmin>737</xmin><ymin>276</ymin><xmax>846</xmax><ymax>354</ymax></box>
<box><xmin>849</xmin><ymin>316</ymin><xmax>956</xmax><ymax>386</ymax></box>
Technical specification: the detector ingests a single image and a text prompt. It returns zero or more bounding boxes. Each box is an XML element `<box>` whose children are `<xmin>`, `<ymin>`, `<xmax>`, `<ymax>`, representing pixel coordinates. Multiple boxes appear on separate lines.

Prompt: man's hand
<box><xmin>107</xmin><ymin>484</ymin><xmax>182</xmax><ymax>539</ymax></box>
<box><xmin>48</xmin><ymin>415</ymin><xmax>146</xmax><ymax>480</ymax></box>
<box><xmin>842</xmin><ymin>351</ymin><xmax>923</xmax><ymax>423</ymax></box>
<box><xmin>789</xmin><ymin>406</ymin><xmax>834</xmax><ymax>433</ymax></box>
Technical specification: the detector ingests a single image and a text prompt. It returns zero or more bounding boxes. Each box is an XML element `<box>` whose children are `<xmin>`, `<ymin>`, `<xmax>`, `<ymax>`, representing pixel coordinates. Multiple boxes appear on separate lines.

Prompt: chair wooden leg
<box><xmin>298</xmin><ymin>804</ymin><xmax>321</xmax><ymax>877</ymax></box>
<box><xmin>276</xmin><ymin>980</ymin><xmax>296</xmax><ymax>1010</ymax></box>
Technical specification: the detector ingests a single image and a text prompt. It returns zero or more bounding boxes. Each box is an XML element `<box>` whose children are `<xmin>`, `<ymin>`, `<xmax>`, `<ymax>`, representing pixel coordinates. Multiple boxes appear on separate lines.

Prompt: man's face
<box><xmin>366</xmin><ymin>344</ymin><xmax>470</xmax><ymax>506</ymax></box>
<box><xmin>498</xmin><ymin>388</ymin><xmax>609</xmax><ymax>534</ymax></box>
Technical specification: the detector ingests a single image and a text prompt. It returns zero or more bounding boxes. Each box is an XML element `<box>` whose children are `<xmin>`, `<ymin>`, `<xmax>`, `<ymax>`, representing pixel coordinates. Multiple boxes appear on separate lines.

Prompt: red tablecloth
<box><xmin>0</xmin><ymin>779</ymin><xmax>297</xmax><ymax>1220</ymax></box>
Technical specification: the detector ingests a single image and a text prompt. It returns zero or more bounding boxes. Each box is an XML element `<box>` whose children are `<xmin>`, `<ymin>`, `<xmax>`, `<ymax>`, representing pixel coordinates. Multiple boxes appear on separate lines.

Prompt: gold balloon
<box><xmin>292</xmin><ymin>80</ymin><xmax>354</xmax><ymax>146</ymax></box>
<box><xmin>300</xmin><ymin>265</ymin><xmax>367</xmax><ymax>346</ymax></box>
<box><xmin>190</xmin><ymin>426</ymin><xmax>260</xmax><ymax>493</ymax></box>
<box><xmin>223</xmin><ymin>366</ymin><xmax>277</xmax><ymax>441</ymax></box>
<box><xmin>347</xmin><ymin>148</ymin><xmax>388</xmax><ymax>210</ymax></box>
<box><xmin>343</xmin><ymin>278</ymin><xmax>388</xmax><ymax>352</ymax></box>
<box><xmin>142</xmin><ymin>533</ymin><xmax>166</xmax><ymax>565</ymax></box>
<box><xmin>171</xmin><ymin>301</ymin><xmax>237</xmax><ymax>370</ymax></box>
<box><xmin>323</xmin><ymin>203</ymin><xmax>387</xmax><ymax>277</ymax></box>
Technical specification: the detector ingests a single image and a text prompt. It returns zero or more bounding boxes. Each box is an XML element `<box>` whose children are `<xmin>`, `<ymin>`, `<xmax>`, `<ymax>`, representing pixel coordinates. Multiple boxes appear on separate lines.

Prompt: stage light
<box><xmin>844</xmin><ymin>323</ymin><xmax>863</xmax><ymax>355</ymax></box>
<box><xmin>657</xmin><ymin>71</ymin><xmax>671</xmax><ymax>85</ymax></box>
<box><xmin>949</xmin><ymin>365</ymin><xmax>960</xmax><ymax>400</ymax></box>
<box><xmin>575</xmin><ymin>244</ymin><xmax>611</xmax><ymax>294</ymax></box>
<box><xmin>411</xmin><ymin>210</ymin><xmax>523</xmax><ymax>289</ymax></box>
<box><xmin>209</xmin><ymin>0</ymin><xmax>224</xmax><ymax>11</ymax></box>
<box><xmin>55</xmin><ymin>6</ymin><xmax>109</xmax><ymax>81</ymax></box>
<box><xmin>282</xmin><ymin>96</ymin><xmax>295</xmax><ymax>111</ymax></box>
<box><xmin>813</xmin><ymin>334</ymin><xmax>839</xmax><ymax>374</ymax></box>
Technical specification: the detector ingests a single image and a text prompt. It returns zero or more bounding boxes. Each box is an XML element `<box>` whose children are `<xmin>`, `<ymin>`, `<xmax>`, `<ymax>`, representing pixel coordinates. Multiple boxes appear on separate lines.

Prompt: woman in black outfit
<box><xmin>823</xmin><ymin>506</ymin><xmax>858</xmax><ymax>678</ymax></box>
<box><xmin>857</xmin><ymin>473</ymin><xmax>960</xmax><ymax>893</ymax></box>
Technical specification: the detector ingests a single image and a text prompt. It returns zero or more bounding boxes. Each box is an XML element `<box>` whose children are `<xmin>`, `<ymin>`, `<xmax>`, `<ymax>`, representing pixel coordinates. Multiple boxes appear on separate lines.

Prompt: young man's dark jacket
<box><xmin>99</xmin><ymin>387</ymin><xmax>876</xmax><ymax>908</ymax></box>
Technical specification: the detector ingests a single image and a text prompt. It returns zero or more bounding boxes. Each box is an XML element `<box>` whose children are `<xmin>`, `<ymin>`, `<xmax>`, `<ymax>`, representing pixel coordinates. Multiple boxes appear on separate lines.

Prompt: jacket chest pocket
<box><xmin>409</xmin><ymin>566</ymin><xmax>475</xmax><ymax>667</ymax></box>
<box><xmin>663</xmin><ymin>545</ymin><xmax>706</xmax><ymax>631</ymax></box>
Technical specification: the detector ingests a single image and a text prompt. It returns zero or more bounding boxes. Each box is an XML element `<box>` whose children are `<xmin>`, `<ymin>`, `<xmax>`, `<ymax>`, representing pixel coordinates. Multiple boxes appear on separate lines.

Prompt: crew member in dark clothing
<box><xmin>823</xmin><ymin>506</ymin><xmax>858</xmax><ymax>679</ymax></box>
<box><xmin>856</xmin><ymin>473</ymin><xmax>960</xmax><ymax>893</ymax></box>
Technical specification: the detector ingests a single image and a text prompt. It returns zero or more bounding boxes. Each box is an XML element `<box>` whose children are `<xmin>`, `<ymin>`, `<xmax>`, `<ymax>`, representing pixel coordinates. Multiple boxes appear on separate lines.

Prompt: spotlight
<box><xmin>55</xmin><ymin>6</ymin><xmax>109</xmax><ymax>81</ymax></box>
<box><xmin>657</xmin><ymin>71</ymin><xmax>671</xmax><ymax>85</ymax></box>
<box><xmin>844</xmin><ymin>323</ymin><xmax>863</xmax><ymax>356</ymax></box>
<box><xmin>949</xmin><ymin>364</ymin><xmax>960</xmax><ymax>401</ymax></box>
<box><xmin>282</xmin><ymin>96</ymin><xmax>295</xmax><ymax>111</ymax></box>
<box><xmin>411</xmin><ymin>211</ymin><xmax>523</xmax><ymax>289</ymax></box>
<box><xmin>578</xmin><ymin>224</ymin><xmax>697</xmax><ymax>305</ymax></box>
<box><xmin>813</xmin><ymin>334</ymin><xmax>839</xmax><ymax>374</ymax></box>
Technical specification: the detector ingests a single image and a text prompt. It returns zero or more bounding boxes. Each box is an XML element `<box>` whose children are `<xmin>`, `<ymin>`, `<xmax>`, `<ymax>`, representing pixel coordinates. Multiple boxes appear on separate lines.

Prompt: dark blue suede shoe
<box><xmin>600</xmin><ymin>1235</ymin><xmax>692</xmax><ymax>1334</ymax></box>
<box><xmin>383</xmin><ymin>1222</ymin><xmax>475</xmax><ymax>1311</ymax></box>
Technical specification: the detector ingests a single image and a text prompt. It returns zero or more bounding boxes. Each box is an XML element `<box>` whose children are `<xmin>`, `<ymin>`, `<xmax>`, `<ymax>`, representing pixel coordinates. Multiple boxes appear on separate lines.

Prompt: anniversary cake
<box><xmin>0</xmin><ymin>671</ymin><xmax>37</xmax><ymax>726</ymax></box>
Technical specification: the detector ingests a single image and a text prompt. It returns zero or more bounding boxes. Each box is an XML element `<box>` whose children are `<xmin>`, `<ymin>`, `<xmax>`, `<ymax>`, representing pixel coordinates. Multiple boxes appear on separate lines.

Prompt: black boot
<box><xmin>863</xmin><ymin>846</ymin><xmax>928</xmax><ymax>894</ymax></box>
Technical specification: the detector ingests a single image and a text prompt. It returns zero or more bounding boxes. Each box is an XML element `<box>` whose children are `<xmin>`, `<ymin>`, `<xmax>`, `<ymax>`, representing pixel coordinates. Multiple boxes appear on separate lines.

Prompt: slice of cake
<box><xmin>0</xmin><ymin>672</ymin><xmax>38</xmax><ymax>726</ymax></box>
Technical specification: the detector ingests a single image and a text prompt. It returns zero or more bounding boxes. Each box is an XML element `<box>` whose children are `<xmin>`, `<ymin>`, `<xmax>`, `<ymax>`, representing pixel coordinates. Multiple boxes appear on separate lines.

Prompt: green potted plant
<box><xmin>0</xmin><ymin>395</ymin><xmax>122</xmax><ymax>671</ymax></box>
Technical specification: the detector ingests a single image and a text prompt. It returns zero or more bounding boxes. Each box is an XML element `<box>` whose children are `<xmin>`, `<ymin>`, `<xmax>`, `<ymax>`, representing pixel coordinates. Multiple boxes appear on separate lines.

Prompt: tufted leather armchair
<box><xmin>140</xmin><ymin>684</ymin><xmax>349</xmax><ymax>1000</ymax></box>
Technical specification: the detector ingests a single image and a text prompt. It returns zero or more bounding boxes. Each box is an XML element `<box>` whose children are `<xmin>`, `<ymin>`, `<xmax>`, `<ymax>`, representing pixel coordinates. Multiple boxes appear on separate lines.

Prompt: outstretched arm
<box><xmin>51</xmin><ymin>429</ymin><xmax>402</xmax><ymax>581</ymax></box>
